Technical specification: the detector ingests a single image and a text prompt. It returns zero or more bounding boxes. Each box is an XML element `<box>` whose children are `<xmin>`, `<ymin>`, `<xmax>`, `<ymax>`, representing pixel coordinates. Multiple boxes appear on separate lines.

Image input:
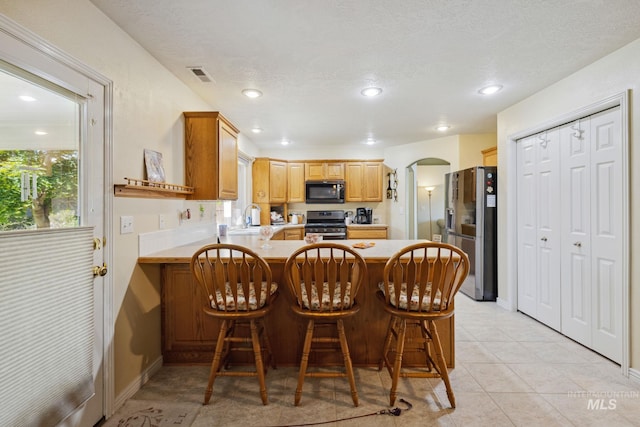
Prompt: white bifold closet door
<box><xmin>516</xmin><ymin>128</ymin><xmax>562</xmax><ymax>331</ymax></box>
<box><xmin>560</xmin><ymin>106</ymin><xmax>623</xmax><ymax>363</ymax></box>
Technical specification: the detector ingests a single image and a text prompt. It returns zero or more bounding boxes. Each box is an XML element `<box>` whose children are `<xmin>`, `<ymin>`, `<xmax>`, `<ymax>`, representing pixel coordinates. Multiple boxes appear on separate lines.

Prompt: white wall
<box><xmin>497</xmin><ymin>38</ymin><xmax>640</xmax><ymax>371</ymax></box>
<box><xmin>0</xmin><ymin>0</ymin><xmax>258</xmax><ymax>400</ymax></box>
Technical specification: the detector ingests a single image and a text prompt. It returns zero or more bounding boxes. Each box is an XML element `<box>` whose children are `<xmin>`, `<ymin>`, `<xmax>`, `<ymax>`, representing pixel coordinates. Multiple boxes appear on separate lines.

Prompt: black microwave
<box><xmin>305</xmin><ymin>180</ymin><xmax>345</xmax><ymax>203</ymax></box>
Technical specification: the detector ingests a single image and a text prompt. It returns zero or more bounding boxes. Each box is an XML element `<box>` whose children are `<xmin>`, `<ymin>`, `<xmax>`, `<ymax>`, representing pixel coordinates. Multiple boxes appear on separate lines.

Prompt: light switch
<box><xmin>120</xmin><ymin>216</ymin><xmax>134</xmax><ymax>234</ymax></box>
<box><xmin>159</xmin><ymin>214</ymin><xmax>166</xmax><ymax>229</ymax></box>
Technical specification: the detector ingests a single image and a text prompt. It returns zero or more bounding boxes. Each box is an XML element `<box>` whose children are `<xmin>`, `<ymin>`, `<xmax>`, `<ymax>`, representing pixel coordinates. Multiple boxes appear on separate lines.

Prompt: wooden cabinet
<box><xmin>252</xmin><ymin>158</ymin><xmax>288</xmax><ymax>224</ymax></box>
<box><xmin>271</xmin><ymin>228</ymin><xmax>284</xmax><ymax>240</ymax></box>
<box><xmin>305</xmin><ymin>162</ymin><xmax>344</xmax><ymax>180</ymax></box>
<box><xmin>161</xmin><ymin>265</ymin><xmax>217</xmax><ymax>364</ymax></box>
<box><xmin>482</xmin><ymin>146</ymin><xmax>497</xmax><ymax>166</ymax></box>
<box><xmin>184</xmin><ymin>112</ymin><xmax>239</xmax><ymax>200</ymax></box>
<box><xmin>284</xmin><ymin>226</ymin><xmax>304</xmax><ymax>240</ymax></box>
<box><xmin>269</xmin><ymin>161</ymin><xmax>287</xmax><ymax>203</ymax></box>
<box><xmin>347</xmin><ymin>226</ymin><xmax>388</xmax><ymax>239</ymax></box>
<box><xmin>345</xmin><ymin>162</ymin><xmax>383</xmax><ymax>202</ymax></box>
<box><xmin>287</xmin><ymin>162</ymin><xmax>305</xmax><ymax>202</ymax></box>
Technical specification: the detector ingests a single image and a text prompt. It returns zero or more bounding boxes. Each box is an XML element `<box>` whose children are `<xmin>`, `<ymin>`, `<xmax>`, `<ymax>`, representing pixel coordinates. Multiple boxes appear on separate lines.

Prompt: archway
<box><xmin>406</xmin><ymin>158</ymin><xmax>450</xmax><ymax>240</ymax></box>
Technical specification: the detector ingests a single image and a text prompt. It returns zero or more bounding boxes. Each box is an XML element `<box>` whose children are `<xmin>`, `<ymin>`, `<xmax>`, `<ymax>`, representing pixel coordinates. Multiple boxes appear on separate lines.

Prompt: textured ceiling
<box><xmin>91</xmin><ymin>0</ymin><xmax>640</xmax><ymax>150</ymax></box>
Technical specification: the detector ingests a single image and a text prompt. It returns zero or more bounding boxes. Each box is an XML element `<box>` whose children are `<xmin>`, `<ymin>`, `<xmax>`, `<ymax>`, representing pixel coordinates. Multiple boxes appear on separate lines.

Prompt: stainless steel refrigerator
<box><xmin>443</xmin><ymin>166</ymin><xmax>497</xmax><ymax>301</ymax></box>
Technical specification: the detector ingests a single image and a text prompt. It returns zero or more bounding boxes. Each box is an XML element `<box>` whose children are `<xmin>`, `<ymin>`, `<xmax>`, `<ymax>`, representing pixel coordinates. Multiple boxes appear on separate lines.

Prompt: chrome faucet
<box><xmin>243</xmin><ymin>204</ymin><xmax>261</xmax><ymax>228</ymax></box>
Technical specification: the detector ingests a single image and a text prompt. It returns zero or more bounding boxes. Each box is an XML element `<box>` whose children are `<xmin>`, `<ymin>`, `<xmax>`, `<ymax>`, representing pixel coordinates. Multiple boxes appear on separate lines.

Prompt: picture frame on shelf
<box><xmin>144</xmin><ymin>149</ymin><xmax>165</xmax><ymax>183</ymax></box>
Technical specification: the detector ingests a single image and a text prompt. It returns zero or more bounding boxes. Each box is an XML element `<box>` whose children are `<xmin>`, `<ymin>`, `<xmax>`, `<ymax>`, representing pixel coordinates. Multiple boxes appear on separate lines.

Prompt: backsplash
<box><xmin>139</xmin><ymin>222</ymin><xmax>216</xmax><ymax>256</ymax></box>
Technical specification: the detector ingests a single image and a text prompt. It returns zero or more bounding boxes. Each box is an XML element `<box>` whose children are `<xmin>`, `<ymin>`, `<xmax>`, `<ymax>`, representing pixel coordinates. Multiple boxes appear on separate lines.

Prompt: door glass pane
<box><xmin>0</xmin><ymin>62</ymin><xmax>81</xmax><ymax>230</ymax></box>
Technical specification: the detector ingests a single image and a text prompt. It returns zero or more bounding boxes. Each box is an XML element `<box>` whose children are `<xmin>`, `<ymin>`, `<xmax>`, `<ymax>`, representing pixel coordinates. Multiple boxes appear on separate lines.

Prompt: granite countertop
<box><xmin>138</xmin><ymin>236</ymin><xmax>422</xmax><ymax>265</ymax></box>
<box><xmin>346</xmin><ymin>223</ymin><xmax>388</xmax><ymax>228</ymax></box>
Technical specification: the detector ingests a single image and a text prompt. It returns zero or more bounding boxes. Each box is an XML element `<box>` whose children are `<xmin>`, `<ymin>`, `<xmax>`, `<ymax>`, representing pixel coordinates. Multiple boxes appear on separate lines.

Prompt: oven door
<box><xmin>315</xmin><ymin>232</ymin><xmax>346</xmax><ymax>240</ymax></box>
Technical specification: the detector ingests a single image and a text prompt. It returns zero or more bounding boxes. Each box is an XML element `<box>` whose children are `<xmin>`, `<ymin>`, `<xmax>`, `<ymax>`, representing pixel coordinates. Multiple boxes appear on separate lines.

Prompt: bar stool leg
<box><xmin>337</xmin><ymin>319</ymin><xmax>359</xmax><ymax>407</ymax></box>
<box><xmin>389</xmin><ymin>318</ymin><xmax>407</xmax><ymax>406</ymax></box>
<box><xmin>295</xmin><ymin>319</ymin><xmax>315</xmax><ymax>406</ymax></box>
<box><xmin>429</xmin><ymin>320</ymin><xmax>455</xmax><ymax>408</ymax></box>
<box><xmin>204</xmin><ymin>319</ymin><xmax>228</xmax><ymax>405</ymax></box>
<box><xmin>250</xmin><ymin>320</ymin><xmax>269</xmax><ymax>405</ymax></box>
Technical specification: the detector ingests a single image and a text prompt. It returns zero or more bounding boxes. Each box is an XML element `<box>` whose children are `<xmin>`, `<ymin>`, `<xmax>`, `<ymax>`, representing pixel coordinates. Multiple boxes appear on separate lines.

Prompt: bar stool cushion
<box><xmin>378</xmin><ymin>282</ymin><xmax>444</xmax><ymax>311</ymax></box>
<box><xmin>210</xmin><ymin>282</ymin><xmax>278</xmax><ymax>311</ymax></box>
<box><xmin>300</xmin><ymin>281</ymin><xmax>352</xmax><ymax>310</ymax></box>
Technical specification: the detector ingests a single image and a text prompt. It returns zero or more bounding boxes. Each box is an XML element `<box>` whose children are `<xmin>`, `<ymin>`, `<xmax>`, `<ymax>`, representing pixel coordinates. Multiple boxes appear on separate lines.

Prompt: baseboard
<box><xmin>629</xmin><ymin>367</ymin><xmax>640</xmax><ymax>384</ymax></box>
<box><xmin>113</xmin><ymin>356</ymin><xmax>163</xmax><ymax>411</ymax></box>
<box><xmin>496</xmin><ymin>297</ymin><xmax>514</xmax><ymax>311</ymax></box>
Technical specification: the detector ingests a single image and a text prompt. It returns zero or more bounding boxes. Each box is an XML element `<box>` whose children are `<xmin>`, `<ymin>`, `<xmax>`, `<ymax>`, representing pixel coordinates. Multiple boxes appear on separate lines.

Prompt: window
<box><xmin>0</xmin><ymin>61</ymin><xmax>81</xmax><ymax>230</ymax></box>
<box><xmin>215</xmin><ymin>152</ymin><xmax>252</xmax><ymax>228</ymax></box>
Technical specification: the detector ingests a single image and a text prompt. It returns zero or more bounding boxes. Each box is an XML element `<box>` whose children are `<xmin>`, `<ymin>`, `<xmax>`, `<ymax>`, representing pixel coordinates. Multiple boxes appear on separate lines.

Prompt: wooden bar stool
<box><xmin>190</xmin><ymin>244</ymin><xmax>279</xmax><ymax>405</ymax></box>
<box><xmin>377</xmin><ymin>242</ymin><xmax>469</xmax><ymax>408</ymax></box>
<box><xmin>283</xmin><ymin>243</ymin><xmax>367</xmax><ymax>407</ymax></box>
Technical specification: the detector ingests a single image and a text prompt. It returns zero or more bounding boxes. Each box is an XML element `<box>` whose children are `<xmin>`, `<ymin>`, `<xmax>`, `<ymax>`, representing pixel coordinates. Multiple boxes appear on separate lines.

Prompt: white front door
<box><xmin>0</xmin><ymin>19</ymin><xmax>108</xmax><ymax>426</ymax></box>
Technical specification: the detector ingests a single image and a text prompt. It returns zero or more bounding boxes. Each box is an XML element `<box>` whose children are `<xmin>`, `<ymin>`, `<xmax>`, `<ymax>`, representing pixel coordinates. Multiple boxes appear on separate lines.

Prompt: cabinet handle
<box><xmin>573</xmin><ymin>242</ymin><xmax>582</xmax><ymax>247</ymax></box>
<box><xmin>540</xmin><ymin>237</ymin><xmax>547</xmax><ymax>242</ymax></box>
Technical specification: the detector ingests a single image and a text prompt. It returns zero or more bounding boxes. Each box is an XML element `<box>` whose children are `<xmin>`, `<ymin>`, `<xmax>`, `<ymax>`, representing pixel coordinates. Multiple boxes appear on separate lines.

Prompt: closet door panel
<box><xmin>517</xmin><ymin>136</ymin><xmax>538</xmax><ymax>317</ymax></box>
<box><xmin>590</xmin><ymin>107</ymin><xmax>622</xmax><ymax>362</ymax></box>
<box><xmin>560</xmin><ymin>122</ymin><xmax>591</xmax><ymax>344</ymax></box>
<box><xmin>535</xmin><ymin>129</ymin><xmax>561</xmax><ymax>330</ymax></box>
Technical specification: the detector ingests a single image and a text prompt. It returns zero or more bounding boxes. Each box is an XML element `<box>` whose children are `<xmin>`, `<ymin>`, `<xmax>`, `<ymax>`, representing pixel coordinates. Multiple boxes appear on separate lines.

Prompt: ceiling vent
<box><xmin>187</xmin><ymin>66</ymin><xmax>214</xmax><ymax>83</ymax></box>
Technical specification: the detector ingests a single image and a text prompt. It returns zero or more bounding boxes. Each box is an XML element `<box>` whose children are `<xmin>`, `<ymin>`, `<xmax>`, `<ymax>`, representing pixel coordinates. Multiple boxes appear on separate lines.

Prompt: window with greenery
<box><xmin>0</xmin><ymin>63</ymin><xmax>80</xmax><ymax>231</ymax></box>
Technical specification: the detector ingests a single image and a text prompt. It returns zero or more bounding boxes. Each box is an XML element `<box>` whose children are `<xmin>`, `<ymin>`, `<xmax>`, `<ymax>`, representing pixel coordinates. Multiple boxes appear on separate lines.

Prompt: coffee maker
<box><xmin>354</xmin><ymin>207</ymin><xmax>373</xmax><ymax>224</ymax></box>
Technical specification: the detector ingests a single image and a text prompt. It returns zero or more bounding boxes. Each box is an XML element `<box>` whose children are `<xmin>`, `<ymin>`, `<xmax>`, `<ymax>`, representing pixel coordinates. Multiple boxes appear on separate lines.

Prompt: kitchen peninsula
<box><xmin>138</xmin><ymin>236</ymin><xmax>454</xmax><ymax>368</ymax></box>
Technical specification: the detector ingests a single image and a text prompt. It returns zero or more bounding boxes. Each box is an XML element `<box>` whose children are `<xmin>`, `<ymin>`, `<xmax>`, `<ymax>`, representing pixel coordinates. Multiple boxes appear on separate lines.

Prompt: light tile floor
<box><xmin>128</xmin><ymin>295</ymin><xmax>640</xmax><ymax>426</ymax></box>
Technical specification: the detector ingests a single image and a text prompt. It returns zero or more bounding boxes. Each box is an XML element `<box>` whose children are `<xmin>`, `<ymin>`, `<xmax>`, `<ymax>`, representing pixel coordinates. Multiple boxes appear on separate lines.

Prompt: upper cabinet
<box><xmin>184</xmin><ymin>112</ymin><xmax>239</xmax><ymax>200</ymax></box>
<box><xmin>345</xmin><ymin>162</ymin><xmax>383</xmax><ymax>202</ymax></box>
<box><xmin>305</xmin><ymin>162</ymin><xmax>345</xmax><ymax>180</ymax></box>
<box><xmin>482</xmin><ymin>146</ymin><xmax>497</xmax><ymax>166</ymax></box>
<box><xmin>252</xmin><ymin>158</ymin><xmax>287</xmax><ymax>204</ymax></box>
<box><xmin>269</xmin><ymin>160</ymin><xmax>288</xmax><ymax>203</ymax></box>
<box><xmin>287</xmin><ymin>162</ymin><xmax>305</xmax><ymax>202</ymax></box>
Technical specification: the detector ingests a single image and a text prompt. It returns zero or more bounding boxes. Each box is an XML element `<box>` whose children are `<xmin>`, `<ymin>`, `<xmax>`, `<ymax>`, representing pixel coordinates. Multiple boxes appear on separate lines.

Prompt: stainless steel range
<box><xmin>305</xmin><ymin>210</ymin><xmax>346</xmax><ymax>240</ymax></box>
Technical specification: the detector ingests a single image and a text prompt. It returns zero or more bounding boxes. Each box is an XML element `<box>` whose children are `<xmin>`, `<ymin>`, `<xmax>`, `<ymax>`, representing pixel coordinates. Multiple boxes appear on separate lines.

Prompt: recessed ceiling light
<box><xmin>251</xmin><ymin>127</ymin><xmax>263</xmax><ymax>134</ymax></box>
<box><xmin>20</xmin><ymin>95</ymin><xmax>36</xmax><ymax>102</ymax></box>
<box><xmin>34</xmin><ymin>130</ymin><xmax>48</xmax><ymax>135</ymax></box>
<box><xmin>478</xmin><ymin>85</ymin><xmax>503</xmax><ymax>95</ymax></box>
<box><xmin>436</xmin><ymin>125</ymin><xmax>450</xmax><ymax>132</ymax></box>
<box><xmin>365</xmin><ymin>138</ymin><xmax>376</xmax><ymax>145</ymax></box>
<box><xmin>361</xmin><ymin>87</ymin><xmax>382</xmax><ymax>97</ymax></box>
<box><xmin>280</xmin><ymin>139</ymin><xmax>290</xmax><ymax>146</ymax></box>
<box><xmin>242</xmin><ymin>88</ymin><xmax>263</xmax><ymax>98</ymax></box>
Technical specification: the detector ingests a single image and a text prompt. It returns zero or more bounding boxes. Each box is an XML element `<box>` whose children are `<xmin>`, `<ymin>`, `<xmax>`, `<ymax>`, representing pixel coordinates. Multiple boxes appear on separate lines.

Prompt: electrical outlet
<box><xmin>159</xmin><ymin>214</ymin><xmax>166</xmax><ymax>229</ymax></box>
<box><xmin>120</xmin><ymin>216</ymin><xmax>134</xmax><ymax>234</ymax></box>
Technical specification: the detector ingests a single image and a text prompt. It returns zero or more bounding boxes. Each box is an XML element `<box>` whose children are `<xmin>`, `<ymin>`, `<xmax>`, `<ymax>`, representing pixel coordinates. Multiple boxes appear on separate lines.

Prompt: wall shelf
<box><xmin>114</xmin><ymin>178</ymin><xmax>194</xmax><ymax>199</ymax></box>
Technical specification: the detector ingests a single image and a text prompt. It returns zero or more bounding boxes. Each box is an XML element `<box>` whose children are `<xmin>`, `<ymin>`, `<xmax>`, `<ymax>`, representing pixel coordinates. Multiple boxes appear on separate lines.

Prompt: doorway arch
<box><xmin>406</xmin><ymin>158</ymin><xmax>450</xmax><ymax>240</ymax></box>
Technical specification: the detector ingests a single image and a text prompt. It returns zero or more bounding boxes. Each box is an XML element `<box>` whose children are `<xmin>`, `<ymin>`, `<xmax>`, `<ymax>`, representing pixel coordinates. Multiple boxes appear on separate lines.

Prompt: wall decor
<box><xmin>144</xmin><ymin>149</ymin><xmax>165</xmax><ymax>183</ymax></box>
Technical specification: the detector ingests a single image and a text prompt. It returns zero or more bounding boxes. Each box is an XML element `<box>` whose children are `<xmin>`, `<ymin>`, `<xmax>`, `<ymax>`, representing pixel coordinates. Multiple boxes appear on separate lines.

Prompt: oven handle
<box><xmin>310</xmin><ymin>232</ymin><xmax>346</xmax><ymax>238</ymax></box>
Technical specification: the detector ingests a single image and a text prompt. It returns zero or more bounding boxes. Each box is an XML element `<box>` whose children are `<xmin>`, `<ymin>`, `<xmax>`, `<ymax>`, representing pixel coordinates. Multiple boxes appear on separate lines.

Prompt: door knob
<box><xmin>540</xmin><ymin>237</ymin><xmax>548</xmax><ymax>242</ymax></box>
<box><xmin>573</xmin><ymin>242</ymin><xmax>582</xmax><ymax>247</ymax></box>
<box><xmin>93</xmin><ymin>263</ymin><xmax>108</xmax><ymax>277</ymax></box>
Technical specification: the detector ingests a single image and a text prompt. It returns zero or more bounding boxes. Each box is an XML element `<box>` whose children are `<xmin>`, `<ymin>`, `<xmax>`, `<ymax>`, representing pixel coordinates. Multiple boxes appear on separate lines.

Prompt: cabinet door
<box><xmin>184</xmin><ymin>112</ymin><xmax>239</xmax><ymax>200</ymax></box>
<box><xmin>288</xmin><ymin>162</ymin><xmax>305</xmax><ymax>202</ymax></box>
<box><xmin>326</xmin><ymin>162</ymin><xmax>345</xmax><ymax>179</ymax></box>
<box><xmin>362</xmin><ymin>162</ymin><xmax>382</xmax><ymax>201</ymax></box>
<box><xmin>269</xmin><ymin>161</ymin><xmax>287</xmax><ymax>203</ymax></box>
<box><xmin>218</xmin><ymin>120</ymin><xmax>238</xmax><ymax>200</ymax></box>
<box><xmin>305</xmin><ymin>162</ymin><xmax>325</xmax><ymax>180</ymax></box>
<box><xmin>345</xmin><ymin>162</ymin><xmax>364</xmax><ymax>201</ymax></box>
<box><xmin>252</xmin><ymin>158</ymin><xmax>270</xmax><ymax>204</ymax></box>
<box><xmin>162</xmin><ymin>265</ymin><xmax>218</xmax><ymax>364</ymax></box>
